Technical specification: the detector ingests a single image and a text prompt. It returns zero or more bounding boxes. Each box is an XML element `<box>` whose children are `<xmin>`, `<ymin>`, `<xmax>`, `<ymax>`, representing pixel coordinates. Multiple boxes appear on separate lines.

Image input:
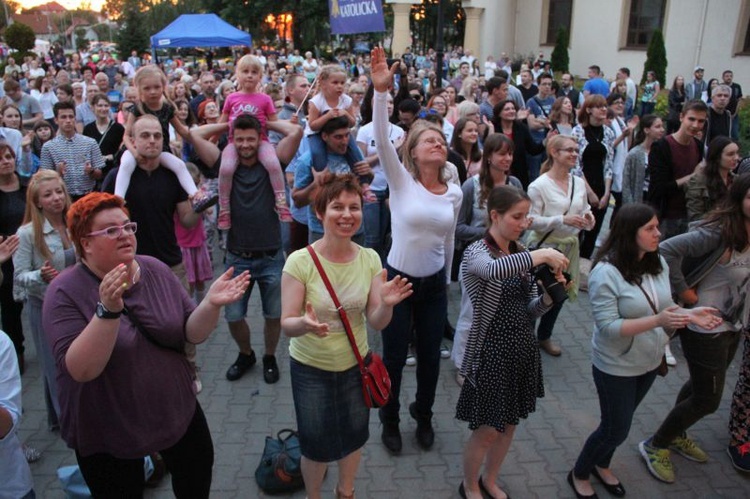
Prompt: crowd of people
<box><xmin>0</xmin><ymin>41</ymin><xmax>748</xmax><ymax>499</ymax></box>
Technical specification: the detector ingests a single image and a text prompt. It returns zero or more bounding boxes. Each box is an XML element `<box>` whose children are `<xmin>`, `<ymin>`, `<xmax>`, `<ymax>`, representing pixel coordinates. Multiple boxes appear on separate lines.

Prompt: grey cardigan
<box><xmin>659</xmin><ymin>224</ymin><xmax>725</xmax><ymax>296</ymax></box>
<box><xmin>621</xmin><ymin>144</ymin><xmax>648</xmax><ymax>205</ymax></box>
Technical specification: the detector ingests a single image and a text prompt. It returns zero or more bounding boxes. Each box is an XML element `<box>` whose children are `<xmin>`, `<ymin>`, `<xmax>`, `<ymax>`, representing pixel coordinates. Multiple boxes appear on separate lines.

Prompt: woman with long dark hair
<box><xmin>569</xmin><ymin>204</ymin><xmax>719</xmax><ymax>498</ymax></box>
<box><xmin>491</xmin><ymin>99</ymin><xmax>545</xmax><ymax>190</ymax></box>
<box><xmin>622</xmin><ymin>115</ymin><xmax>665</xmax><ymax>205</ymax></box>
<box><xmin>639</xmin><ymin>174</ymin><xmax>750</xmax><ymax>484</ymax></box>
<box><xmin>449</xmin><ymin>118</ymin><xmax>482</xmax><ymax>181</ymax></box>
<box><xmin>667</xmin><ymin>76</ymin><xmax>686</xmax><ymax>134</ymax></box>
<box><xmin>452</xmin><ymin>134</ymin><xmax>523</xmax><ymax>381</ymax></box>
<box><xmin>685</xmin><ymin>137</ymin><xmax>740</xmax><ymax>221</ymax></box>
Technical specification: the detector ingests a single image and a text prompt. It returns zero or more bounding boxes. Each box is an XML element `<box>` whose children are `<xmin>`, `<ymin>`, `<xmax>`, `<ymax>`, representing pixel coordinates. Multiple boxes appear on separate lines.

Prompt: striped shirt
<box><xmin>39</xmin><ymin>133</ymin><xmax>105</xmax><ymax>196</ymax></box>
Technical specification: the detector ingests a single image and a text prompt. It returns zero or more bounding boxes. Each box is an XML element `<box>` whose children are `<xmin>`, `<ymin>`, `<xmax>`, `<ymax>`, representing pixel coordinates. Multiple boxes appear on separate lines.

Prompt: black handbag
<box><xmin>255</xmin><ymin>429</ymin><xmax>304</xmax><ymax>494</ymax></box>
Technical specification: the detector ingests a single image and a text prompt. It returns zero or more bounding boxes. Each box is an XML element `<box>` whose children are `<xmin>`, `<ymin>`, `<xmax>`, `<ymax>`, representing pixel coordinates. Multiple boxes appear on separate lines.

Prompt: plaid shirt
<box><xmin>39</xmin><ymin>133</ymin><xmax>105</xmax><ymax>196</ymax></box>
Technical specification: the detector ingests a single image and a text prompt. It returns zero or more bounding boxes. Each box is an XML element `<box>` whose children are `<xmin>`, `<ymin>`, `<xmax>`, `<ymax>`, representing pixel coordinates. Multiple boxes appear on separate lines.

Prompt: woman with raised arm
<box><xmin>370</xmin><ymin>46</ymin><xmax>462</xmax><ymax>453</ymax></box>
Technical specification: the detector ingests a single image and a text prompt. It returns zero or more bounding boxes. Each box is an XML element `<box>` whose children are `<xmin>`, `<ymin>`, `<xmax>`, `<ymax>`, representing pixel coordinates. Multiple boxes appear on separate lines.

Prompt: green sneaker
<box><xmin>639</xmin><ymin>439</ymin><xmax>675</xmax><ymax>483</ymax></box>
<box><xmin>670</xmin><ymin>435</ymin><xmax>708</xmax><ymax>463</ymax></box>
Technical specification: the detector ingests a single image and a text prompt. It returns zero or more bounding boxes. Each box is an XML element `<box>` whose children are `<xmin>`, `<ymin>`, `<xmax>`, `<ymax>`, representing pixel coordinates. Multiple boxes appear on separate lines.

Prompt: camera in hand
<box><xmin>535</xmin><ymin>265</ymin><xmax>570</xmax><ymax>305</ymax></box>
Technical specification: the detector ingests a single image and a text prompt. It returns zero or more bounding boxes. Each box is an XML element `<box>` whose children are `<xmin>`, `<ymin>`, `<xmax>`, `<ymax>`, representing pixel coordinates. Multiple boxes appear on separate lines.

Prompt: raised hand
<box><xmin>302</xmin><ymin>302</ymin><xmax>330</xmax><ymax>337</ymax></box>
<box><xmin>370</xmin><ymin>46</ymin><xmax>399</xmax><ymax>93</ymax></box>
<box><xmin>0</xmin><ymin>235</ymin><xmax>20</xmax><ymax>264</ymax></box>
<box><xmin>205</xmin><ymin>267</ymin><xmax>251</xmax><ymax>307</ymax></box>
<box><xmin>379</xmin><ymin>269</ymin><xmax>413</xmax><ymax>307</ymax></box>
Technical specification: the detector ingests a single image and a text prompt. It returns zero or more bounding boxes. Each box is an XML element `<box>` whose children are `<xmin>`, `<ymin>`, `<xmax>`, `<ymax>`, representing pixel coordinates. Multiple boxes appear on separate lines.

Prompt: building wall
<box><xmin>469</xmin><ymin>0</ymin><xmax>750</xmax><ymax>87</ymax></box>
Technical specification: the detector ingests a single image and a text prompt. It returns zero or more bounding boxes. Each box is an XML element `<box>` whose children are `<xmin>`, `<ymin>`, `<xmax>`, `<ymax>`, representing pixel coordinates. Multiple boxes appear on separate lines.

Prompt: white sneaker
<box><xmin>440</xmin><ymin>343</ymin><xmax>450</xmax><ymax>359</ymax></box>
<box><xmin>405</xmin><ymin>354</ymin><xmax>416</xmax><ymax>366</ymax></box>
<box><xmin>665</xmin><ymin>344</ymin><xmax>677</xmax><ymax>366</ymax></box>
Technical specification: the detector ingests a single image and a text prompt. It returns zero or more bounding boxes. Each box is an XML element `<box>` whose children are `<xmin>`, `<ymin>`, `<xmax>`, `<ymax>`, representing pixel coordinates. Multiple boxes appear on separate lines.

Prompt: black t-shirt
<box><xmin>519</xmin><ymin>84</ymin><xmax>539</xmax><ymax>103</ymax></box>
<box><xmin>227</xmin><ymin>161</ymin><xmax>281</xmax><ymax>254</ymax></box>
<box><xmin>0</xmin><ymin>174</ymin><xmax>27</xmax><ymax>237</ymax></box>
<box><xmin>707</xmin><ymin>108</ymin><xmax>731</xmax><ymax>143</ymax></box>
<box><xmin>83</xmin><ymin>120</ymin><xmax>125</xmax><ymax>178</ymax></box>
<box><xmin>582</xmin><ymin>125</ymin><xmax>607</xmax><ymax>196</ymax></box>
<box><xmin>102</xmin><ymin>165</ymin><xmax>188</xmax><ymax>266</ymax></box>
<box><xmin>132</xmin><ymin>103</ymin><xmax>174</xmax><ymax>153</ymax></box>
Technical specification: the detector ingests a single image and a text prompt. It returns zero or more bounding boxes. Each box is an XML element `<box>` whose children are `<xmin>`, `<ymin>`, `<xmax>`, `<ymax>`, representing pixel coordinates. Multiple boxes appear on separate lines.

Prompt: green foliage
<box><xmin>4</xmin><ymin>22</ymin><xmax>35</xmax><ymax>52</ymax></box>
<box><xmin>653</xmin><ymin>92</ymin><xmax>669</xmax><ymax>119</ymax></box>
<box><xmin>115</xmin><ymin>0</ymin><xmax>149</xmax><ymax>55</ymax></box>
<box><xmin>75</xmin><ymin>28</ymin><xmax>89</xmax><ymax>52</ymax></box>
<box><xmin>550</xmin><ymin>27</ymin><xmax>569</xmax><ymax>74</ymax></box>
<box><xmin>641</xmin><ymin>29</ymin><xmax>667</xmax><ymax>87</ymax></box>
<box><xmin>738</xmin><ymin>100</ymin><xmax>750</xmax><ymax>156</ymax></box>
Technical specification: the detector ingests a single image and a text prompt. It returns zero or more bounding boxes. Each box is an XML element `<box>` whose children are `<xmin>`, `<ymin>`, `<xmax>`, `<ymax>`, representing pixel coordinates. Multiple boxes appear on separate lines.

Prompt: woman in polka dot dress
<box><xmin>456</xmin><ymin>185</ymin><xmax>569</xmax><ymax>499</ymax></box>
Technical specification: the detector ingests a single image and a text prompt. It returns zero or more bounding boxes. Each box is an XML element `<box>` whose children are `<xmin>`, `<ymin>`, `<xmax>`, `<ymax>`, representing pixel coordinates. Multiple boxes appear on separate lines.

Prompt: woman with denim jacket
<box><xmin>12</xmin><ymin>170</ymin><xmax>74</xmax><ymax>430</ymax></box>
<box><xmin>569</xmin><ymin>203</ymin><xmax>719</xmax><ymax>498</ymax></box>
<box><xmin>639</xmin><ymin>174</ymin><xmax>750</xmax><ymax>484</ymax></box>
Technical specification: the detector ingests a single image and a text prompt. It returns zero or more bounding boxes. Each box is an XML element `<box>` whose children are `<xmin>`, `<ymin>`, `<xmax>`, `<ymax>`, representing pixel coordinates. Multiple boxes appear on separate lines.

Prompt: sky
<box><xmin>18</xmin><ymin>1</ymin><xmax>105</xmax><ymax>12</ymax></box>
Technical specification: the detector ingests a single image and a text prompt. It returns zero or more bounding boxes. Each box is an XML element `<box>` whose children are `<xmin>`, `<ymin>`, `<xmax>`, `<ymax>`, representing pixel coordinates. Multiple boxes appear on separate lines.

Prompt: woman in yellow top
<box><xmin>280</xmin><ymin>173</ymin><xmax>413</xmax><ymax>499</ymax></box>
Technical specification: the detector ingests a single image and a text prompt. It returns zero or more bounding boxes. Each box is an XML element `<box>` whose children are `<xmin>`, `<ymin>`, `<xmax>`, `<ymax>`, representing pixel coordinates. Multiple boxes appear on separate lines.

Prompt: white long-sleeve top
<box><xmin>527</xmin><ymin>173</ymin><xmax>593</xmax><ymax>238</ymax></box>
<box><xmin>373</xmin><ymin>90</ymin><xmax>462</xmax><ymax>282</ymax></box>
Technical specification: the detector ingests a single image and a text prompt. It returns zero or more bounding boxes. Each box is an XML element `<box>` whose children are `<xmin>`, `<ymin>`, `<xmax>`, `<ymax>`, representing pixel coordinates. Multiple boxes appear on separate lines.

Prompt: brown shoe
<box><xmin>539</xmin><ymin>339</ymin><xmax>562</xmax><ymax>356</ymax></box>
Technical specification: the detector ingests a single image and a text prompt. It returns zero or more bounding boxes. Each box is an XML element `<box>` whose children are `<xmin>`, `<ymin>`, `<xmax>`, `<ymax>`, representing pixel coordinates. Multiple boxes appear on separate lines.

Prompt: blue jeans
<box><xmin>527</xmin><ymin>152</ymin><xmax>544</xmax><ymax>184</ymax></box>
<box><xmin>652</xmin><ymin>329</ymin><xmax>742</xmax><ymax>448</ymax></box>
<box><xmin>363</xmin><ymin>190</ymin><xmax>390</xmax><ymax>262</ymax></box>
<box><xmin>574</xmin><ymin>366</ymin><xmax>658</xmax><ymax>478</ymax></box>
<box><xmin>380</xmin><ymin>264</ymin><xmax>447</xmax><ymax>421</ymax></box>
<box><xmin>224</xmin><ymin>249</ymin><xmax>284</xmax><ymax>321</ymax></box>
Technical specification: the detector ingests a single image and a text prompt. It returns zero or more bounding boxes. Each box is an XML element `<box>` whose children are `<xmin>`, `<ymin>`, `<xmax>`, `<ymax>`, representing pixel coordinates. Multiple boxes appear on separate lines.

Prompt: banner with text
<box><xmin>329</xmin><ymin>0</ymin><xmax>386</xmax><ymax>35</ymax></box>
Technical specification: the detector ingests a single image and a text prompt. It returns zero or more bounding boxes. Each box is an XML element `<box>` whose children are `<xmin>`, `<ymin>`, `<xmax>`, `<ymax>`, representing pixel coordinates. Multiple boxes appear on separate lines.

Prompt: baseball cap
<box><xmin>694</xmin><ymin>66</ymin><xmax>705</xmax><ymax>72</ymax></box>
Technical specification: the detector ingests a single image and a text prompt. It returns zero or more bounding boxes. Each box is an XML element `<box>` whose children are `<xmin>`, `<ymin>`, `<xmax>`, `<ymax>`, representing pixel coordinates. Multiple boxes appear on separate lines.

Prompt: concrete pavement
<box><xmin>17</xmin><ymin>276</ymin><xmax>750</xmax><ymax>498</ymax></box>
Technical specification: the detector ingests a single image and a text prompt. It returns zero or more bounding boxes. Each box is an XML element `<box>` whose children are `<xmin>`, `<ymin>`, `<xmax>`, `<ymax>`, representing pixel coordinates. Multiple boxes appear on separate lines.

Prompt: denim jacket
<box><xmin>13</xmin><ymin>220</ymin><xmax>76</xmax><ymax>301</ymax></box>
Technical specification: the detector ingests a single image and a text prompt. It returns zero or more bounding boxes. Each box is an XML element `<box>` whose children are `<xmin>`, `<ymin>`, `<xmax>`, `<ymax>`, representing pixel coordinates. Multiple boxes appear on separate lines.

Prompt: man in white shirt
<box><xmin>609</xmin><ymin>67</ymin><xmax>637</xmax><ymax>104</ymax></box>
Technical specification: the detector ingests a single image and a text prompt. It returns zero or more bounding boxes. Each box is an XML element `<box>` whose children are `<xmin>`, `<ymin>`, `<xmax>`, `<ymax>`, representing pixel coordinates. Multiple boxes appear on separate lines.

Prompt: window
<box><xmin>626</xmin><ymin>0</ymin><xmax>666</xmax><ymax>48</ymax></box>
<box><xmin>545</xmin><ymin>0</ymin><xmax>573</xmax><ymax>45</ymax></box>
<box><xmin>744</xmin><ymin>16</ymin><xmax>750</xmax><ymax>53</ymax></box>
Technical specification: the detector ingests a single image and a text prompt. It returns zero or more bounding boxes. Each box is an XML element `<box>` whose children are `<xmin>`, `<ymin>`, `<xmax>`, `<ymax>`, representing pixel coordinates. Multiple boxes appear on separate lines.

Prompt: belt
<box><xmin>231</xmin><ymin>249</ymin><xmax>278</xmax><ymax>259</ymax></box>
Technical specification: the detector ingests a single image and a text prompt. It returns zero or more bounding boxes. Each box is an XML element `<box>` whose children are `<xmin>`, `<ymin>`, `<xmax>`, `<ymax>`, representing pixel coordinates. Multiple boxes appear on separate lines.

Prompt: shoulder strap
<box><xmin>306</xmin><ymin>245</ymin><xmax>366</xmax><ymax>369</ymax></box>
<box><xmin>534</xmin><ymin>177</ymin><xmax>575</xmax><ymax>248</ymax></box>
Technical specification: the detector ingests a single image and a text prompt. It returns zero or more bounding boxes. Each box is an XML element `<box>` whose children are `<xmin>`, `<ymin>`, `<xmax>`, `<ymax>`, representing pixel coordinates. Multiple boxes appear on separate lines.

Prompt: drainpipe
<box><xmin>694</xmin><ymin>0</ymin><xmax>709</xmax><ymax>67</ymax></box>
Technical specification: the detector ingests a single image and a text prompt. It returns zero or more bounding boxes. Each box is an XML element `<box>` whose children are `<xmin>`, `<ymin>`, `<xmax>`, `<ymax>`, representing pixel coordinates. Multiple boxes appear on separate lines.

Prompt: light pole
<box><xmin>435</xmin><ymin>0</ymin><xmax>444</xmax><ymax>89</ymax></box>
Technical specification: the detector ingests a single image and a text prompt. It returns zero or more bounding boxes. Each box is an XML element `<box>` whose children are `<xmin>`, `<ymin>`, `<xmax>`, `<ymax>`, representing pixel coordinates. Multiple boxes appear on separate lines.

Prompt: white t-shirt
<box><xmin>304</xmin><ymin>92</ymin><xmax>353</xmax><ymax>136</ymax></box>
<box><xmin>356</xmin><ymin>121</ymin><xmax>404</xmax><ymax>192</ymax></box>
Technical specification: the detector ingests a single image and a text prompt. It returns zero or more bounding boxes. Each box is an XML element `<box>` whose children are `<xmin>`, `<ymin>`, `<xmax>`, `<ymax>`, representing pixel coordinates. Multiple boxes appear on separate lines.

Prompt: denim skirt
<box><xmin>290</xmin><ymin>358</ymin><xmax>370</xmax><ymax>462</ymax></box>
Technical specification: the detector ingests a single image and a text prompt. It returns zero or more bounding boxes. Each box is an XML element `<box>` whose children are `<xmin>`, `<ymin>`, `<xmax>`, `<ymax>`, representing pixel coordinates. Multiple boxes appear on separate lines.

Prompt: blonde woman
<box><xmin>13</xmin><ymin>170</ymin><xmax>74</xmax><ymax>430</ymax></box>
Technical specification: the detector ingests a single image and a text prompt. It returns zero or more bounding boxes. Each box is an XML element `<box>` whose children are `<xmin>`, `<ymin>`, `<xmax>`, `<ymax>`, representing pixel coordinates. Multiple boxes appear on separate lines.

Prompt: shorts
<box><xmin>290</xmin><ymin>358</ymin><xmax>370</xmax><ymax>462</ymax></box>
<box><xmin>223</xmin><ymin>249</ymin><xmax>283</xmax><ymax>322</ymax></box>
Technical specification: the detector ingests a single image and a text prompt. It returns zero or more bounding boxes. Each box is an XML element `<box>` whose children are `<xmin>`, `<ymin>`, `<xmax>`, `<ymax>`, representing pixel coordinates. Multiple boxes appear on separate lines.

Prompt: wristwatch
<box><xmin>96</xmin><ymin>302</ymin><xmax>122</xmax><ymax>319</ymax></box>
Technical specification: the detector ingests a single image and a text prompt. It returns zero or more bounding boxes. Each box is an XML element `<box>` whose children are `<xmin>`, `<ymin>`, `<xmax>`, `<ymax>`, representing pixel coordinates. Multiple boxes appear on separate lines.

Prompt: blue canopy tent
<box><xmin>150</xmin><ymin>13</ymin><xmax>251</xmax><ymax>51</ymax></box>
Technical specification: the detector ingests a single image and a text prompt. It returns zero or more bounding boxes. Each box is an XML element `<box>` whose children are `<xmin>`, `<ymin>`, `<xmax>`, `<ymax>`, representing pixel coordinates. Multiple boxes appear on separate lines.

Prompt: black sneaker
<box><xmin>226</xmin><ymin>351</ymin><xmax>256</xmax><ymax>381</ymax></box>
<box><xmin>262</xmin><ymin>355</ymin><xmax>280</xmax><ymax>384</ymax></box>
<box><xmin>409</xmin><ymin>402</ymin><xmax>435</xmax><ymax>450</ymax></box>
<box><xmin>192</xmin><ymin>192</ymin><xmax>218</xmax><ymax>213</ymax></box>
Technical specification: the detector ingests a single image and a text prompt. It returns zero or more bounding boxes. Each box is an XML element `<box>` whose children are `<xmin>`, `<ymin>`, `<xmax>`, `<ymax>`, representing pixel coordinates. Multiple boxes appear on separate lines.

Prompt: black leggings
<box><xmin>76</xmin><ymin>402</ymin><xmax>214</xmax><ymax>498</ymax></box>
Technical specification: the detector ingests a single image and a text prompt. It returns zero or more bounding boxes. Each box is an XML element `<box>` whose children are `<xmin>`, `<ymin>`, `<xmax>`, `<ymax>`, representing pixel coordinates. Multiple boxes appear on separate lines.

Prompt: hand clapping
<box><xmin>378</xmin><ymin>269</ymin><xmax>413</xmax><ymax>307</ymax></box>
<box><xmin>205</xmin><ymin>267</ymin><xmax>251</xmax><ymax>307</ymax></box>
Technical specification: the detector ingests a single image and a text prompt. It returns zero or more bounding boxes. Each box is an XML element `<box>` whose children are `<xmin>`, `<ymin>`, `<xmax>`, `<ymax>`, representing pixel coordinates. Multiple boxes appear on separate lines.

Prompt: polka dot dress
<box><xmin>455</xmin><ymin>271</ymin><xmax>544</xmax><ymax>431</ymax></box>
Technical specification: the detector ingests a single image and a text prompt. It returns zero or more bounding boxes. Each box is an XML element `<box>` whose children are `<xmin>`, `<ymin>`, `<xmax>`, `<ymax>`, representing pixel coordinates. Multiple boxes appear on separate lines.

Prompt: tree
<box><xmin>550</xmin><ymin>27</ymin><xmax>569</xmax><ymax>74</ymax></box>
<box><xmin>0</xmin><ymin>0</ymin><xmax>21</xmax><ymax>30</ymax></box>
<box><xmin>115</xmin><ymin>0</ymin><xmax>149</xmax><ymax>56</ymax></box>
<box><xmin>4</xmin><ymin>22</ymin><xmax>35</xmax><ymax>53</ymax></box>
<box><xmin>75</xmin><ymin>28</ymin><xmax>89</xmax><ymax>52</ymax></box>
<box><xmin>641</xmin><ymin>29</ymin><xmax>667</xmax><ymax>87</ymax></box>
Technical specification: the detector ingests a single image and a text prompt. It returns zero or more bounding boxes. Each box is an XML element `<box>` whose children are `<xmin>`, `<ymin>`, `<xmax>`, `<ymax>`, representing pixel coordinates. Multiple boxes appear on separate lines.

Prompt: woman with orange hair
<box><xmin>42</xmin><ymin>192</ymin><xmax>250</xmax><ymax>497</ymax></box>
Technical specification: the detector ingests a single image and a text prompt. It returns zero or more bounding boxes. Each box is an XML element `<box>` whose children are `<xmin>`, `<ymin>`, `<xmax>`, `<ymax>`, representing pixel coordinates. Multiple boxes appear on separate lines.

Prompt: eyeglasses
<box><xmin>86</xmin><ymin>222</ymin><xmax>138</xmax><ymax>239</ymax></box>
<box><xmin>558</xmin><ymin>147</ymin><xmax>579</xmax><ymax>154</ymax></box>
<box><xmin>421</xmin><ymin>136</ymin><xmax>447</xmax><ymax>147</ymax></box>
